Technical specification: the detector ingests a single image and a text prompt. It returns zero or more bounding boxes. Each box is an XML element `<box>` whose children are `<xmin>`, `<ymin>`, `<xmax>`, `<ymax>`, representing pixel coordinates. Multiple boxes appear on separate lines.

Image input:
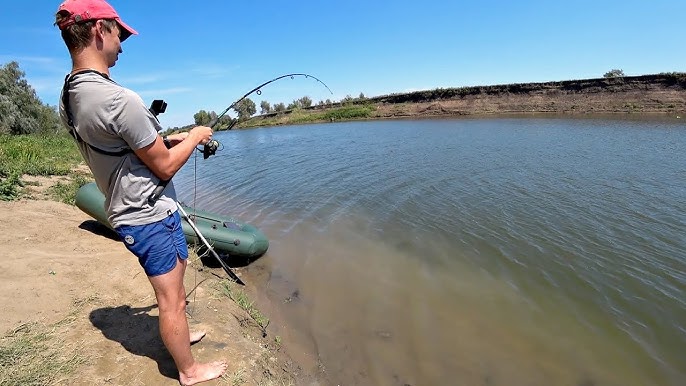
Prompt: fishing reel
<box><xmin>203</xmin><ymin>139</ymin><xmax>219</xmax><ymax>159</ymax></box>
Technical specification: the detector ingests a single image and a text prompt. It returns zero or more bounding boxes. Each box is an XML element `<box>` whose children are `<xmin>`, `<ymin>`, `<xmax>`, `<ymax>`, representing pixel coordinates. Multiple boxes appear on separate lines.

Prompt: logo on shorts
<box><xmin>124</xmin><ymin>235</ymin><xmax>135</xmax><ymax>245</ymax></box>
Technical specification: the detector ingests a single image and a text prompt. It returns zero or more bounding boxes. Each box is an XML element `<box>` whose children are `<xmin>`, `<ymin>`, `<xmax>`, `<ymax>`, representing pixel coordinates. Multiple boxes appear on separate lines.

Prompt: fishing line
<box><xmin>151</xmin><ymin>72</ymin><xmax>333</xmax><ymax>285</ymax></box>
<box><xmin>149</xmin><ymin>72</ymin><xmax>333</xmax><ymax>202</ymax></box>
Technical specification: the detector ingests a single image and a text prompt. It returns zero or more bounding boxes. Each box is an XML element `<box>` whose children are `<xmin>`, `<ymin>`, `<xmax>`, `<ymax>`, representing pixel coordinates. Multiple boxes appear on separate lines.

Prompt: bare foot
<box><xmin>190</xmin><ymin>330</ymin><xmax>206</xmax><ymax>345</ymax></box>
<box><xmin>179</xmin><ymin>361</ymin><xmax>228</xmax><ymax>386</ymax></box>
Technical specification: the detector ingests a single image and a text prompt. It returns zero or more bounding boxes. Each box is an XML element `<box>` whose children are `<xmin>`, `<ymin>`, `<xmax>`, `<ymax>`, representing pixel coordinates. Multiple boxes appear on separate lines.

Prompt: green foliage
<box><xmin>321</xmin><ymin>105</ymin><xmax>374</xmax><ymax>120</ymax></box>
<box><xmin>219</xmin><ymin>281</ymin><xmax>270</xmax><ymax>333</ymax></box>
<box><xmin>259</xmin><ymin>100</ymin><xmax>271</xmax><ymax>114</ymax></box>
<box><xmin>0</xmin><ymin>133</ymin><xmax>81</xmax><ymax>177</ymax></box>
<box><xmin>0</xmin><ymin>133</ymin><xmax>84</xmax><ymax>201</ymax></box>
<box><xmin>0</xmin><ymin>172</ymin><xmax>21</xmax><ymax>200</ymax></box>
<box><xmin>242</xmin><ymin>105</ymin><xmax>374</xmax><ymax>128</ymax></box>
<box><xmin>0</xmin><ymin>61</ymin><xmax>62</xmax><ymax>135</ymax></box>
<box><xmin>298</xmin><ymin>96</ymin><xmax>312</xmax><ymax>108</ymax></box>
<box><xmin>273</xmin><ymin>102</ymin><xmax>286</xmax><ymax>112</ymax></box>
<box><xmin>48</xmin><ymin>172</ymin><xmax>92</xmax><ymax>205</ymax></box>
<box><xmin>214</xmin><ymin>114</ymin><xmax>235</xmax><ymax>131</ymax></box>
<box><xmin>234</xmin><ymin>98</ymin><xmax>256</xmax><ymax>121</ymax></box>
<box><xmin>285</xmin><ymin>96</ymin><xmax>313</xmax><ymax>110</ymax></box>
<box><xmin>603</xmin><ymin>69</ymin><xmax>625</xmax><ymax>78</ymax></box>
<box><xmin>193</xmin><ymin>110</ymin><xmax>215</xmax><ymax>125</ymax></box>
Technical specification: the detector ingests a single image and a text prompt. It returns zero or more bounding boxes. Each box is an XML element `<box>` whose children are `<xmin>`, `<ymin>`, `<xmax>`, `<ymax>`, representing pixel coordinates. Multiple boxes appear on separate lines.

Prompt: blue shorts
<box><xmin>115</xmin><ymin>210</ymin><xmax>189</xmax><ymax>277</ymax></box>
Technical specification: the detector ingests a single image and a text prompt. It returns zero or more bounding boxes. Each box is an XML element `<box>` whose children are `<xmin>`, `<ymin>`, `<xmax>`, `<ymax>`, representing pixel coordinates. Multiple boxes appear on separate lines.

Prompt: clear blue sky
<box><xmin>1</xmin><ymin>0</ymin><xmax>684</xmax><ymax>128</ymax></box>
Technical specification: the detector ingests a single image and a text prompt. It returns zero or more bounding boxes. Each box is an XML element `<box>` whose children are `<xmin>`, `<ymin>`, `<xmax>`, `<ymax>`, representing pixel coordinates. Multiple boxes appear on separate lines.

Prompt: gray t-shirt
<box><xmin>59</xmin><ymin>71</ymin><xmax>177</xmax><ymax>228</ymax></box>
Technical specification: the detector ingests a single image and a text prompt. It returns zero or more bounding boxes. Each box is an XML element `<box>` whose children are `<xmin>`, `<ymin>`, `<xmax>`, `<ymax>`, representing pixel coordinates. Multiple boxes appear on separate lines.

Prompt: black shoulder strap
<box><xmin>62</xmin><ymin>70</ymin><xmax>132</xmax><ymax>157</ymax></box>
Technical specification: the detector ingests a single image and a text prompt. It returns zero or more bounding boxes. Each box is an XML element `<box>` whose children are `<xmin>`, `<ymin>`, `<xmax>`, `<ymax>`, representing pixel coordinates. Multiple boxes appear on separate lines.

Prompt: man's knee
<box><xmin>156</xmin><ymin>289</ymin><xmax>187</xmax><ymax>313</ymax></box>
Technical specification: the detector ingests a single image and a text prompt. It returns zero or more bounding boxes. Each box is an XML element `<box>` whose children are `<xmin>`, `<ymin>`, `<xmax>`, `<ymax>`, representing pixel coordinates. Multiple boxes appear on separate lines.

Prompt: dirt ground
<box><xmin>0</xmin><ymin>186</ymin><xmax>305</xmax><ymax>384</ymax></box>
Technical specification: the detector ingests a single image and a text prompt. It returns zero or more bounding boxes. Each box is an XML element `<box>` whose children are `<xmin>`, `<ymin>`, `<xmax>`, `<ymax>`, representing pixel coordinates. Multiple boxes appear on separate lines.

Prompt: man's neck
<box><xmin>71</xmin><ymin>50</ymin><xmax>109</xmax><ymax>76</ymax></box>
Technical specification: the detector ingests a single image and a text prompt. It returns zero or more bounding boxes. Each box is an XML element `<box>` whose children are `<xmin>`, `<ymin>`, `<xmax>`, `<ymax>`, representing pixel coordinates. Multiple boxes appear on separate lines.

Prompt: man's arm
<box><xmin>164</xmin><ymin>132</ymin><xmax>189</xmax><ymax>147</ymax></box>
<box><xmin>134</xmin><ymin>126</ymin><xmax>212</xmax><ymax>181</ymax></box>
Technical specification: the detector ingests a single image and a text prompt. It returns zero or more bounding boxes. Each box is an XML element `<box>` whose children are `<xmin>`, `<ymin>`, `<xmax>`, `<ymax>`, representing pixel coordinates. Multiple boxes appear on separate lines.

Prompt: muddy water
<box><xmin>176</xmin><ymin>117</ymin><xmax>686</xmax><ymax>386</ymax></box>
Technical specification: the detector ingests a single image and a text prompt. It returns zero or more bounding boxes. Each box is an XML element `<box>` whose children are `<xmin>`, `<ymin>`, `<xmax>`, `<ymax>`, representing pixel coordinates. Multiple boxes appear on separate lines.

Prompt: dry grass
<box><xmin>0</xmin><ymin>298</ymin><xmax>92</xmax><ymax>386</ymax></box>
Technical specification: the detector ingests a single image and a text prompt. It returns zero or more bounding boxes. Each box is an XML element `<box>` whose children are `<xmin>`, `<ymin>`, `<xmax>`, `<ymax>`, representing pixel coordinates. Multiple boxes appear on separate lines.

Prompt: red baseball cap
<box><xmin>56</xmin><ymin>0</ymin><xmax>138</xmax><ymax>41</ymax></box>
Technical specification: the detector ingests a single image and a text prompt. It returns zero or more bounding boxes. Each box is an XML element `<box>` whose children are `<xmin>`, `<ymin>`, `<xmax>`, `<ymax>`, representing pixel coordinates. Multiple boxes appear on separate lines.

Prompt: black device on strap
<box><xmin>61</xmin><ymin>70</ymin><xmax>132</xmax><ymax>157</ymax></box>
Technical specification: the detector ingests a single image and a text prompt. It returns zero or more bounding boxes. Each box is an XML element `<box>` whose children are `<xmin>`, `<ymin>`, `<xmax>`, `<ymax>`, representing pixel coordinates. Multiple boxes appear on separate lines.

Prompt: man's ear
<box><xmin>94</xmin><ymin>20</ymin><xmax>106</xmax><ymax>40</ymax></box>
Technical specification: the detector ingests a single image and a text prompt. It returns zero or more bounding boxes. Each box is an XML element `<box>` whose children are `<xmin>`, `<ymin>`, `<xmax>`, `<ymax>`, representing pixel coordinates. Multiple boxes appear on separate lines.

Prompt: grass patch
<box><xmin>0</xmin><ymin>321</ymin><xmax>86</xmax><ymax>386</ymax></box>
<box><xmin>0</xmin><ymin>133</ymin><xmax>84</xmax><ymax>201</ymax></box>
<box><xmin>47</xmin><ymin>172</ymin><xmax>93</xmax><ymax>205</ymax></box>
<box><xmin>243</xmin><ymin>105</ymin><xmax>375</xmax><ymax>128</ymax></box>
<box><xmin>0</xmin><ymin>173</ymin><xmax>22</xmax><ymax>201</ymax></box>
<box><xmin>219</xmin><ymin>281</ymin><xmax>269</xmax><ymax>334</ymax></box>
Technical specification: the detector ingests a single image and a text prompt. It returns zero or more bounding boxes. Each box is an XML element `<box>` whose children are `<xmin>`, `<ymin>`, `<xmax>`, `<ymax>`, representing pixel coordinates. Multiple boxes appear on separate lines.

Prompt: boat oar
<box><xmin>176</xmin><ymin>204</ymin><xmax>245</xmax><ymax>285</ymax></box>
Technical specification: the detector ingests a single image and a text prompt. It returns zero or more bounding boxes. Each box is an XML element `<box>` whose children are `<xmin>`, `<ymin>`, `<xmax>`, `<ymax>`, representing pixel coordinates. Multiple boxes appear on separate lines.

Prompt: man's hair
<box><xmin>55</xmin><ymin>10</ymin><xmax>117</xmax><ymax>53</ymax></box>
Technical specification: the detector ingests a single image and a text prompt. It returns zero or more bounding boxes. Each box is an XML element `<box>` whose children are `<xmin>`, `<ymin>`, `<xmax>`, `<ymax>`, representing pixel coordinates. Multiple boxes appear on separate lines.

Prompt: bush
<box><xmin>0</xmin><ymin>61</ymin><xmax>62</xmax><ymax>135</ymax></box>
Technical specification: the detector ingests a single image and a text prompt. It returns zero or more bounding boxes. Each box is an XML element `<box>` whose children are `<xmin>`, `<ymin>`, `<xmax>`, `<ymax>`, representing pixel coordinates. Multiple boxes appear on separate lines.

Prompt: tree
<box><xmin>260</xmin><ymin>100</ymin><xmax>271</xmax><ymax>114</ymax></box>
<box><xmin>234</xmin><ymin>97</ymin><xmax>256</xmax><ymax>120</ymax></box>
<box><xmin>193</xmin><ymin>110</ymin><xmax>213</xmax><ymax>125</ymax></box>
<box><xmin>273</xmin><ymin>102</ymin><xmax>286</xmax><ymax>112</ymax></box>
<box><xmin>216</xmin><ymin>114</ymin><xmax>235</xmax><ymax>130</ymax></box>
<box><xmin>603</xmin><ymin>69</ymin><xmax>625</xmax><ymax>78</ymax></box>
<box><xmin>298</xmin><ymin>96</ymin><xmax>312</xmax><ymax>108</ymax></box>
<box><xmin>358</xmin><ymin>92</ymin><xmax>366</xmax><ymax>100</ymax></box>
<box><xmin>0</xmin><ymin>61</ymin><xmax>61</xmax><ymax>135</ymax></box>
<box><xmin>287</xmin><ymin>100</ymin><xmax>299</xmax><ymax>110</ymax></box>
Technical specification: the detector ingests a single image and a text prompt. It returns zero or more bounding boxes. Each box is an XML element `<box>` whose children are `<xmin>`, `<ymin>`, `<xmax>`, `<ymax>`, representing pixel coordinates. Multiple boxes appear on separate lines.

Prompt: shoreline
<box><xmin>0</xmin><ymin>194</ymin><xmax>321</xmax><ymax>385</ymax></box>
<box><xmin>239</xmin><ymin>73</ymin><xmax>685</xmax><ymax>128</ymax></box>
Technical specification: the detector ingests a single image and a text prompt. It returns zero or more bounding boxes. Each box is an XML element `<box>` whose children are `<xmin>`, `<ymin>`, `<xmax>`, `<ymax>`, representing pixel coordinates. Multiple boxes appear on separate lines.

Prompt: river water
<box><xmin>174</xmin><ymin>117</ymin><xmax>685</xmax><ymax>386</ymax></box>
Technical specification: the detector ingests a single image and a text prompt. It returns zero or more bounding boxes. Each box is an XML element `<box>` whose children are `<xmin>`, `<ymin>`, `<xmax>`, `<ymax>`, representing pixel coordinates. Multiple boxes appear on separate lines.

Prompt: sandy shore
<box><xmin>0</xmin><ymin>197</ymin><xmax>302</xmax><ymax>385</ymax></box>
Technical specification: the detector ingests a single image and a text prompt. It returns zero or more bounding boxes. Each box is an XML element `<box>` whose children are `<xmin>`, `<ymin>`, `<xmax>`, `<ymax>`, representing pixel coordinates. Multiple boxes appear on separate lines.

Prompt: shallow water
<box><xmin>175</xmin><ymin>117</ymin><xmax>686</xmax><ymax>386</ymax></box>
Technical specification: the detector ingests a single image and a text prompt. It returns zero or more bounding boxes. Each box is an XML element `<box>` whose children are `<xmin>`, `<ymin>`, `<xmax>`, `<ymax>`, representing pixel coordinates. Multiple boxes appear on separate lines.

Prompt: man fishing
<box><xmin>54</xmin><ymin>0</ymin><xmax>227</xmax><ymax>384</ymax></box>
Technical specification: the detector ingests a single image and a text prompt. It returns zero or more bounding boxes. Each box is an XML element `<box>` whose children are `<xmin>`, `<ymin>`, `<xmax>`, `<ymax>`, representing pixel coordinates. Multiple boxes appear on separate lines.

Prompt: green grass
<box><xmin>0</xmin><ymin>133</ymin><xmax>85</xmax><ymax>201</ymax></box>
<box><xmin>243</xmin><ymin>105</ymin><xmax>375</xmax><ymax>128</ymax></box>
<box><xmin>219</xmin><ymin>281</ymin><xmax>270</xmax><ymax>333</ymax></box>
<box><xmin>0</xmin><ymin>133</ymin><xmax>82</xmax><ymax>176</ymax></box>
<box><xmin>47</xmin><ymin>172</ymin><xmax>93</xmax><ymax>205</ymax></box>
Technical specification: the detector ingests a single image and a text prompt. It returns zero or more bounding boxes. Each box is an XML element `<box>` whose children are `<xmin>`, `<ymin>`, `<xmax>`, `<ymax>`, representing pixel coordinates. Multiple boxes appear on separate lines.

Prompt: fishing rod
<box><xmin>149</xmin><ymin>72</ymin><xmax>333</xmax><ymax>203</ymax></box>
<box><xmin>208</xmin><ymin>73</ymin><xmax>333</xmax><ymax>130</ymax></box>
<box><xmin>176</xmin><ymin>204</ymin><xmax>245</xmax><ymax>285</ymax></box>
<box><xmin>146</xmin><ymin>73</ymin><xmax>332</xmax><ymax>284</ymax></box>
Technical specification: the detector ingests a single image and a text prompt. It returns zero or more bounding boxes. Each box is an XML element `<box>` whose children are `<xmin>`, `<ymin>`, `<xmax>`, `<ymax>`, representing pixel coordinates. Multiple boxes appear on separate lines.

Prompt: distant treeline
<box><xmin>2</xmin><ymin>59</ymin><xmax>684</xmax><ymax>135</ymax></box>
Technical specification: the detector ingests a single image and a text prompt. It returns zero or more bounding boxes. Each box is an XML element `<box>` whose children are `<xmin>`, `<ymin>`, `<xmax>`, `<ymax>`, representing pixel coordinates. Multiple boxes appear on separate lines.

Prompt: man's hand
<box><xmin>164</xmin><ymin>132</ymin><xmax>189</xmax><ymax>148</ymax></box>
<box><xmin>166</xmin><ymin>132</ymin><xmax>189</xmax><ymax>144</ymax></box>
<box><xmin>189</xmin><ymin>126</ymin><xmax>213</xmax><ymax>145</ymax></box>
<box><xmin>135</xmin><ymin>126</ymin><xmax>214</xmax><ymax>181</ymax></box>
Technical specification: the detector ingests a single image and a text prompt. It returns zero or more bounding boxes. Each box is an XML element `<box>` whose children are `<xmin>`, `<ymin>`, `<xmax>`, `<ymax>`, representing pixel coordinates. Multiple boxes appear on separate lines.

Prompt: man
<box><xmin>55</xmin><ymin>0</ymin><xmax>227</xmax><ymax>384</ymax></box>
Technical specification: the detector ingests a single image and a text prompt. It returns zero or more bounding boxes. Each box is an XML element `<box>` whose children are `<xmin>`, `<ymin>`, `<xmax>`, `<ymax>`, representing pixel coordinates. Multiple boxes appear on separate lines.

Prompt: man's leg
<box><xmin>148</xmin><ymin>257</ymin><xmax>227</xmax><ymax>385</ymax></box>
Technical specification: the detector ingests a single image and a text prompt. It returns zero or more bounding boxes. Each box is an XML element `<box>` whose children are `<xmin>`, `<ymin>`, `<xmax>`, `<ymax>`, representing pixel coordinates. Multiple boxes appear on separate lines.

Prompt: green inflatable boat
<box><xmin>75</xmin><ymin>182</ymin><xmax>269</xmax><ymax>258</ymax></box>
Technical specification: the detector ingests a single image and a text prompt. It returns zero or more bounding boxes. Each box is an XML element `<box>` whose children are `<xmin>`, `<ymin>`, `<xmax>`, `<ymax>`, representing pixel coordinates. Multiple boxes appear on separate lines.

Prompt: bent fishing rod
<box><xmin>148</xmin><ymin>72</ymin><xmax>333</xmax><ymax>204</ymax></box>
<box><xmin>209</xmin><ymin>73</ymin><xmax>333</xmax><ymax>130</ymax></box>
<box><xmin>147</xmin><ymin>73</ymin><xmax>332</xmax><ymax>284</ymax></box>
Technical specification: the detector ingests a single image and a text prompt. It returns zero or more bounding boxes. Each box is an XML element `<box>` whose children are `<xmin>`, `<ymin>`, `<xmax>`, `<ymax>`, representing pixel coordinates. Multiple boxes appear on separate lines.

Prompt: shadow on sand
<box><xmin>78</xmin><ymin>220</ymin><xmax>119</xmax><ymax>241</ymax></box>
<box><xmin>89</xmin><ymin>305</ymin><xmax>177</xmax><ymax>381</ymax></box>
